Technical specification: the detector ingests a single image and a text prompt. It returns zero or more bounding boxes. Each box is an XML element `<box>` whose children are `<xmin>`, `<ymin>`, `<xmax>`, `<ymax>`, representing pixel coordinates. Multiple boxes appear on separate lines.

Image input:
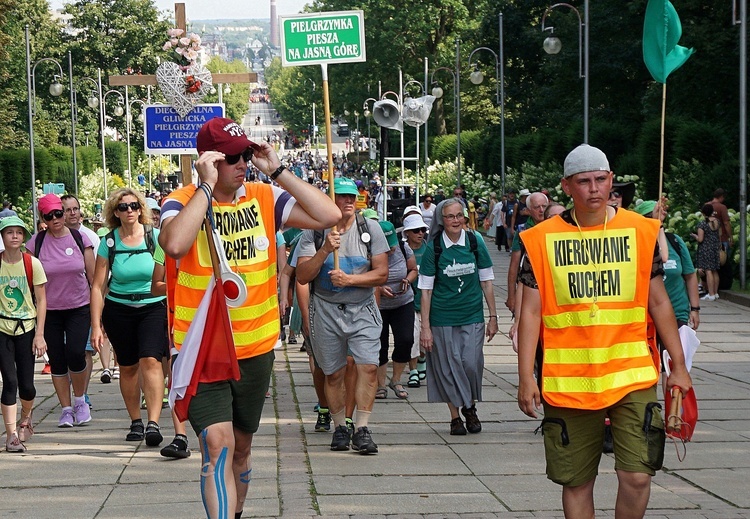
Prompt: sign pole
<box><xmin>321</xmin><ymin>63</ymin><xmax>339</xmax><ymax>269</ymax></box>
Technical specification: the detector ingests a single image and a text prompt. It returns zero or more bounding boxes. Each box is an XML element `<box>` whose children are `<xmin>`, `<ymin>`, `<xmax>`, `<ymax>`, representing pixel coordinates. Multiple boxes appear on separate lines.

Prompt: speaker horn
<box><xmin>372</xmin><ymin>99</ymin><xmax>403</xmax><ymax>131</ymax></box>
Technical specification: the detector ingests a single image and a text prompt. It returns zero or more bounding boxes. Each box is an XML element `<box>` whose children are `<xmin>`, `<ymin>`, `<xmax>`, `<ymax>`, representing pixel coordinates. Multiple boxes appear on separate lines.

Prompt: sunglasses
<box><xmin>409</xmin><ymin>228</ymin><xmax>427</xmax><ymax>234</ymax></box>
<box><xmin>116</xmin><ymin>201</ymin><xmax>141</xmax><ymax>212</ymax></box>
<box><xmin>609</xmin><ymin>191</ymin><xmax>622</xmax><ymax>200</ymax></box>
<box><xmin>43</xmin><ymin>209</ymin><xmax>64</xmax><ymax>221</ymax></box>
<box><xmin>225</xmin><ymin>149</ymin><xmax>254</xmax><ymax>165</ymax></box>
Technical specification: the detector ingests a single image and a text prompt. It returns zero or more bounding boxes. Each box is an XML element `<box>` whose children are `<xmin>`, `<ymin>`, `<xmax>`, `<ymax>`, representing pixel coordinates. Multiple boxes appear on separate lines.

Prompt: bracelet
<box><xmin>690</xmin><ymin>306</ymin><xmax>700</xmax><ymax>312</ymax></box>
<box><xmin>488</xmin><ymin>315</ymin><xmax>497</xmax><ymax>319</ymax></box>
<box><xmin>199</xmin><ymin>183</ymin><xmax>213</xmax><ymax>204</ymax></box>
<box><xmin>270</xmin><ymin>165</ymin><xmax>285</xmax><ymax>181</ymax></box>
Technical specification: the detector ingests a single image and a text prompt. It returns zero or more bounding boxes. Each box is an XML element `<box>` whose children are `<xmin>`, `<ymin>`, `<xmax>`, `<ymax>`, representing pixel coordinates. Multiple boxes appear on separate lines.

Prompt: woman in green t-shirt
<box><xmin>418</xmin><ymin>199</ymin><xmax>498</xmax><ymax>436</ymax></box>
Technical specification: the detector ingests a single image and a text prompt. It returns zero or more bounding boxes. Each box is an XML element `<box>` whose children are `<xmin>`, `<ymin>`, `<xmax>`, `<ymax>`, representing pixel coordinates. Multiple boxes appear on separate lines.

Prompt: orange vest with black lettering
<box><xmin>521</xmin><ymin>209</ymin><xmax>660</xmax><ymax>410</ymax></box>
<box><xmin>169</xmin><ymin>184</ymin><xmax>279</xmax><ymax>360</ymax></box>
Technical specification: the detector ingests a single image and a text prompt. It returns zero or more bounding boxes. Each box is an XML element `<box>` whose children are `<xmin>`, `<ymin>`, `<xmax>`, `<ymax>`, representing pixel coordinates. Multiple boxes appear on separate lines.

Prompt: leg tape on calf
<box><xmin>199</xmin><ymin>429</ymin><xmax>230</xmax><ymax>519</ymax></box>
<box><xmin>239</xmin><ymin>468</ymin><xmax>252</xmax><ymax>485</ymax></box>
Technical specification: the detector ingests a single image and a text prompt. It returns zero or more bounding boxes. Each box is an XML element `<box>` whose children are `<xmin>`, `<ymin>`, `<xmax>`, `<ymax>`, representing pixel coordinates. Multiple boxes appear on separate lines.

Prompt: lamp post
<box><xmin>363</xmin><ymin>96</ymin><xmax>377</xmax><ymax>162</ymax></box>
<box><xmin>468</xmin><ymin>13</ymin><xmax>505</xmax><ymax>195</ymax></box>
<box><xmin>403</xmin><ymin>79</ymin><xmax>426</xmax><ymax>201</ymax></box>
<box><xmin>306</xmin><ymin>78</ymin><xmax>317</xmax><ymax>149</ymax></box>
<box><xmin>431</xmin><ymin>63</ymin><xmax>460</xmax><ymax>186</ymax></box>
<box><xmin>541</xmin><ymin>1</ymin><xmax>589</xmax><ymax>144</ymax></box>
<box><xmin>69</xmin><ymin>54</ymin><xmax>99</xmax><ymax>196</ymax></box>
<box><xmin>26</xmin><ymin>24</ymin><xmax>65</xmax><ymax>228</ymax></box>
<box><xmin>126</xmin><ymin>97</ymin><xmax>146</xmax><ymax>189</ymax></box>
<box><xmin>100</xmin><ymin>79</ymin><xmax>125</xmax><ymax>198</ymax></box>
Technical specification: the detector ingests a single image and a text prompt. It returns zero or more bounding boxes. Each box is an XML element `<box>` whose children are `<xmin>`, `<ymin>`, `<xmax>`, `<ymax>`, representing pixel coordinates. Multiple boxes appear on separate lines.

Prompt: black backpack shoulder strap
<box><xmin>106</xmin><ymin>229</ymin><xmax>117</xmax><ymax>273</ymax></box>
<box><xmin>433</xmin><ymin>230</ymin><xmax>444</xmax><ymax>265</ymax></box>
<box><xmin>355</xmin><ymin>212</ymin><xmax>372</xmax><ymax>259</ymax></box>
<box><xmin>69</xmin><ymin>228</ymin><xmax>86</xmax><ymax>256</ymax></box>
<box><xmin>664</xmin><ymin>232</ymin><xmax>682</xmax><ymax>256</ymax></box>
<box><xmin>398</xmin><ymin>236</ymin><xmax>407</xmax><ymax>260</ymax></box>
<box><xmin>143</xmin><ymin>224</ymin><xmax>155</xmax><ymax>255</ymax></box>
<box><xmin>33</xmin><ymin>230</ymin><xmax>47</xmax><ymax>257</ymax></box>
<box><xmin>313</xmin><ymin>230</ymin><xmax>324</xmax><ymax>251</ymax></box>
<box><xmin>467</xmin><ymin>230</ymin><xmax>479</xmax><ymax>262</ymax></box>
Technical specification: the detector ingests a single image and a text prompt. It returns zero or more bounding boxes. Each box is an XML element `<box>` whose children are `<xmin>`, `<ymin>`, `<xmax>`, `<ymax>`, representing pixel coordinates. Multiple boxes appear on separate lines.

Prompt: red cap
<box><xmin>196</xmin><ymin>117</ymin><xmax>258</xmax><ymax>155</ymax></box>
<box><xmin>38</xmin><ymin>193</ymin><xmax>63</xmax><ymax>215</ymax></box>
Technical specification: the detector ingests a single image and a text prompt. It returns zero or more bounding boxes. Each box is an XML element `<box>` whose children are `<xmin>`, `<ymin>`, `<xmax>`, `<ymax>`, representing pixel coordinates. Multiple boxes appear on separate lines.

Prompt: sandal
<box><xmin>145</xmin><ymin>421</ymin><xmax>163</xmax><ymax>447</ymax></box>
<box><xmin>417</xmin><ymin>357</ymin><xmax>427</xmax><ymax>380</ymax></box>
<box><xmin>126</xmin><ymin>419</ymin><xmax>145</xmax><ymax>441</ymax></box>
<box><xmin>18</xmin><ymin>414</ymin><xmax>33</xmax><ymax>442</ymax></box>
<box><xmin>388</xmin><ymin>381</ymin><xmax>408</xmax><ymax>399</ymax></box>
<box><xmin>407</xmin><ymin>370</ymin><xmax>420</xmax><ymax>388</ymax></box>
<box><xmin>375</xmin><ymin>386</ymin><xmax>388</xmax><ymax>399</ymax></box>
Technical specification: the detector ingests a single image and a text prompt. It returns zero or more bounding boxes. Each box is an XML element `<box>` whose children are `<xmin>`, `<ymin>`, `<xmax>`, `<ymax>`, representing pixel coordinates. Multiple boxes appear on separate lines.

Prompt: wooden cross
<box><xmin>107</xmin><ymin>3</ymin><xmax>258</xmax><ymax>182</ymax></box>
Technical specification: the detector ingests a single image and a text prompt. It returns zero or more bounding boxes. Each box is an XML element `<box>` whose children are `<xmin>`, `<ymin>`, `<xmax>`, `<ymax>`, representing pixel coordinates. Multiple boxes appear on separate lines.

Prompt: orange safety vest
<box><xmin>355</xmin><ymin>190</ymin><xmax>369</xmax><ymax>210</ymax></box>
<box><xmin>521</xmin><ymin>209</ymin><xmax>660</xmax><ymax>410</ymax></box>
<box><xmin>168</xmin><ymin>183</ymin><xmax>279</xmax><ymax>360</ymax></box>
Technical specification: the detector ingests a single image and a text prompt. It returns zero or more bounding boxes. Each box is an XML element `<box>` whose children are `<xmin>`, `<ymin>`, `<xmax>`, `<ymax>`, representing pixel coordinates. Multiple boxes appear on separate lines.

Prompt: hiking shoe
<box><xmin>145</xmin><ymin>421</ymin><xmax>163</xmax><ymax>447</ymax></box>
<box><xmin>330</xmin><ymin>424</ymin><xmax>351</xmax><ymax>451</ymax></box>
<box><xmin>288</xmin><ymin>335</ymin><xmax>297</xmax><ymax>344</ymax></box>
<box><xmin>450</xmin><ymin>417</ymin><xmax>467</xmax><ymax>435</ymax></box>
<box><xmin>346</xmin><ymin>418</ymin><xmax>355</xmax><ymax>437</ymax></box>
<box><xmin>603</xmin><ymin>424</ymin><xmax>614</xmax><ymax>454</ymax></box>
<box><xmin>5</xmin><ymin>433</ymin><xmax>26</xmax><ymax>453</ymax></box>
<box><xmin>100</xmin><ymin>368</ymin><xmax>112</xmax><ymax>384</ymax></box>
<box><xmin>58</xmin><ymin>407</ymin><xmax>75</xmax><ymax>428</ymax></box>
<box><xmin>315</xmin><ymin>410</ymin><xmax>331</xmax><ymax>432</ymax></box>
<box><xmin>112</xmin><ymin>367</ymin><xmax>120</xmax><ymax>379</ymax></box>
<box><xmin>160</xmin><ymin>435</ymin><xmax>191</xmax><ymax>459</ymax></box>
<box><xmin>461</xmin><ymin>405</ymin><xmax>482</xmax><ymax>434</ymax></box>
<box><xmin>74</xmin><ymin>400</ymin><xmax>92</xmax><ymax>425</ymax></box>
<box><xmin>351</xmin><ymin>426</ymin><xmax>378</xmax><ymax>454</ymax></box>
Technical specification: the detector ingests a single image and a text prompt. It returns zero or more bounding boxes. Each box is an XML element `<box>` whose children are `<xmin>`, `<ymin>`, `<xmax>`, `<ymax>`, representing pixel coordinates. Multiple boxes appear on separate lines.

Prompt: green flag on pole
<box><xmin>643</xmin><ymin>0</ymin><xmax>694</xmax><ymax>83</ymax></box>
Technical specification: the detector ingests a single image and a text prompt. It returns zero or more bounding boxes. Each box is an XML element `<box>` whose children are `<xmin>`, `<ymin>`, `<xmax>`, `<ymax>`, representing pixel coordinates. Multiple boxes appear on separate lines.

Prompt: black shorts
<box><xmin>102</xmin><ymin>299</ymin><xmax>168</xmax><ymax>367</ymax></box>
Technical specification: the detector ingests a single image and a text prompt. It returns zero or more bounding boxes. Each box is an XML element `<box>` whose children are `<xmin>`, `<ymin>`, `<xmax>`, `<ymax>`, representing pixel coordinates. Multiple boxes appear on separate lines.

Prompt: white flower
<box><xmin>170</xmin><ymin>38</ymin><xmax>178</xmax><ymax>46</ymax></box>
<box><xmin>174</xmin><ymin>47</ymin><xmax>185</xmax><ymax>56</ymax></box>
<box><xmin>189</xmin><ymin>33</ymin><xmax>201</xmax><ymax>45</ymax></box>
<box><xmin>167</xmin><ymin>28</ymin><xmax>184</xmax><ymax>38</ymax></box>
<box><xmin>162</xmin><ymin>41</ymin><xmax>172</xmax><ymax>51</ymax></box>
<box><xmin>185</xmin><ymin>49</ymin><xmax>198</xmax><ymax>61</ymax></box>
<box><xmin>179</xmin><ymin>37</ymin><xmax>191</xmax><ymax>47</ymax></box>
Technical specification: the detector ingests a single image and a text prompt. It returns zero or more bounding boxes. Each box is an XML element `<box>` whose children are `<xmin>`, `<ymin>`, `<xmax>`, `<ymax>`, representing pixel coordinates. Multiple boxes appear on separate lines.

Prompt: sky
<box><xmin>48</xmin><ymin>0</ymin><xmax>310</xmax><ymax>20</ymax></box>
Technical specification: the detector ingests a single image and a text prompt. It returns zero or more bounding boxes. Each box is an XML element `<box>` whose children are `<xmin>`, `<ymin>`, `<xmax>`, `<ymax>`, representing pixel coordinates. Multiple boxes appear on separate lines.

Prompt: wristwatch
<box><xmin>270</xmin><ymin>165</ymin><xmax>285</xmax><ymax>180</ymax></box>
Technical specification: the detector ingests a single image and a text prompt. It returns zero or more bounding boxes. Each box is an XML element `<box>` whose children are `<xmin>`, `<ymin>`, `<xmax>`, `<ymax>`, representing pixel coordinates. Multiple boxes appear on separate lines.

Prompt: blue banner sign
<box><xmin>144</xmin><ymin>104</ymin><xmax>225</xmax><ymax>154</ymax></box>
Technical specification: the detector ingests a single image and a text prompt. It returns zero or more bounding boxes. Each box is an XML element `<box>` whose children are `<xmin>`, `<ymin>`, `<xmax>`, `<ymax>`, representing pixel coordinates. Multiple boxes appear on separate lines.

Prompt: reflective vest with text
<box><xmin>521</xmin><ymin>209</ymin><xmax>660</xmax><ymax>410</ymax></box>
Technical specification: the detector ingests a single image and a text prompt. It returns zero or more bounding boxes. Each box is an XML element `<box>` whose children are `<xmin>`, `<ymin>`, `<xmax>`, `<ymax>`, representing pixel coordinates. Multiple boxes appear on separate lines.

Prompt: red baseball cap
<box><xmin>196</xmin><ymin>117</ymin><xmax>259</xmax><ymax>155</ymax></box>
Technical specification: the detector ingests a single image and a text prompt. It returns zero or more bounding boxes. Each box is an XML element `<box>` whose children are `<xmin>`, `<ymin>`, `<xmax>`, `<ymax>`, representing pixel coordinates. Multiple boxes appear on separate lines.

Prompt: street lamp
<box><xmin>101</xmin><ymin>83</ymin><xmax>125</xmax><ymax>198</ymax></box>
<box><xmin>541</xmin><ymin>1</ymin><xmax>589</xmax><ymax>143</ymax></box>
<box><xmin>307</xmin><ymin>78</ymin><xmax>317</xmax><ymax>149</ymax></box>
<box><xmin>363</xmin><ymin>96</ymin><xmax>377</xmax><ymax>161</ymax></box>
<box><xmin>431</xmin><ymin>66</ymin><xmax>461</xmax><ymax>185</ymax></box>
<box><xmin>126</xmin><ymin>97</ymin><xmax>146</xmax><ymax>189</ymax></box>
<box><xmin>69</xmin><ymin>54</ymin><xmax>99</xmax><ymax>196</ymax></box>
<box><xmin>26</xmin><ymin>24</ymin><xmax>65</xmax><ymax>228</ymax></box>
<box><xmin>468</xmin><ymin>12</ymin><xmax>505</xmax><ymax>194</ymax></box>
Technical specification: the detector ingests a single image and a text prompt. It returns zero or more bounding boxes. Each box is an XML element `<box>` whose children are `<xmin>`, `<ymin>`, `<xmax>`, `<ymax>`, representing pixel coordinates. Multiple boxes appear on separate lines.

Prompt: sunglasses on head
<box><xmin>116</xmin><ymin>201</ymin><xmax>141</xmax><ymax>212</ymax></box>
<box><xmin>225</xmin><ymin>149</ymin><xmax>254</xmax><ymax>165</ymax></box>
<box><xmin>43</xmin><ymin>209</ymin><xmax>64</xmax><ymax>221</ymax></box>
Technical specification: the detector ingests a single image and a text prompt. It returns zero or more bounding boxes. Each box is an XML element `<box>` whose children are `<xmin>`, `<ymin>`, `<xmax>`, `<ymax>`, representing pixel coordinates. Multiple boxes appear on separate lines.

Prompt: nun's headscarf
<box><xmin>428</xmin><ymin>197</ymin><xmax>465</xmax><ymax>242</ymax></box>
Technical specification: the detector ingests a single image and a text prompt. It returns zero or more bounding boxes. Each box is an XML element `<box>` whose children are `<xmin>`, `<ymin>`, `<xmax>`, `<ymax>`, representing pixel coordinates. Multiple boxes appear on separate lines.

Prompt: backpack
<box><xmin>432</xmin><ymin>229</ymin><xmax>479</xmax><ymax>267</ymax></box>
<box><xmin>105</xmin><ymin>224</ymin><xmax>156</xmax><ymax>285</ymax></box>
<box><xmin>0</xmin><ymin>252</ymin><xmax>37</xmax><ymax>313</ymax></box>
<box><xmin>33</xmin><ymin>228</ymin><xmax>86</xmax><ymax>258</ymax></box>
<box><xmin>313</xmin><ymin>212</ymin><xmax>372</xmax><ymax>259</ymax></box>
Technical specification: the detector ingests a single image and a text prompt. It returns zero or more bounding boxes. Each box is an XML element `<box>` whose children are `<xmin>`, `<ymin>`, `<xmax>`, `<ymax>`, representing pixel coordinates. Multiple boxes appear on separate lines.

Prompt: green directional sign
<box><xmin>280</xmin><ymin>11</ymin><xmax>366</xmax><ymax>67</ymax></box>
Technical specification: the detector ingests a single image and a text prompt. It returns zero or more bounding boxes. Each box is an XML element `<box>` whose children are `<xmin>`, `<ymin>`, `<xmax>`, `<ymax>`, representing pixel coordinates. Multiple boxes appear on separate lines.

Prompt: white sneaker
<box><xmin>700</xmin><ymin>294</ymin><xmax>715</xmax><ymax>301</ymax></box>
<box><xmin>715</xmin><ymin>293</ymin><xmax>720</xmax><ymax>299</ymax></box>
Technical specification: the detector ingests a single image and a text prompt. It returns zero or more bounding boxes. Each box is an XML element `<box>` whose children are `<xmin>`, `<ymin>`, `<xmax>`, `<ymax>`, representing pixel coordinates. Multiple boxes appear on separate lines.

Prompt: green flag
<box><xmin>643</xmin><ymin>0</ymin><xmax>694</xmax><ymax>83</ymax></box>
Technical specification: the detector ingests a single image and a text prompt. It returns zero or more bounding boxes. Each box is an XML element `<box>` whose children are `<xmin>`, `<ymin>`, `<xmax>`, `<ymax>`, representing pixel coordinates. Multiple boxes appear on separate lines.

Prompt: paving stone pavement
<box><xmin>1</xmin><ymin>238</ymin><xmax>748</xmax><ymax>518</ymax></box>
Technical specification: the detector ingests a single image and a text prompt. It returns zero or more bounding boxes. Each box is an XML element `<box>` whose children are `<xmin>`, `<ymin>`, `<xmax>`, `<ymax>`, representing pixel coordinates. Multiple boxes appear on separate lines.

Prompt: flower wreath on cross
<box><xmin>156</xmin><ymin>27</ymin><xmax>213</xmax><ymax>117</ymax></box>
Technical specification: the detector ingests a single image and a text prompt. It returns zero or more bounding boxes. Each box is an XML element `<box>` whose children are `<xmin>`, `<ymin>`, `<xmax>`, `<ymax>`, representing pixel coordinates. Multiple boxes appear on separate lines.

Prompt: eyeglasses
<box><xmin>64</xmin><ymin>207</ymin><xmax>80</xmax><ymax>214</ymax></box>
<box><xmin>225</xmin><ymin>149</ymin><xmax>254</xmax><ymax>165</ymax></box>
<box><xmin>43</xmin><ymin>209</ymin><xmax>64</xmax><ymax>221</ymax></box>
<box><xmin>442</xmin><ymin>213</ymin><xmax>463</xmax><ymax>221</ymax></box>
<box><xmin>609</xmin><ymin>191</ymin><xmax>622</xmax><ymax>200</ymax></box>
<box><xmin>116</xmin><ymin>201</ymin><xmax>141</xmax><ymax>212</ymax></box>
<box><xmin>409</xmin><ymin>228</ymin><xmax>427</xmax><ymax>234</ymax></box>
